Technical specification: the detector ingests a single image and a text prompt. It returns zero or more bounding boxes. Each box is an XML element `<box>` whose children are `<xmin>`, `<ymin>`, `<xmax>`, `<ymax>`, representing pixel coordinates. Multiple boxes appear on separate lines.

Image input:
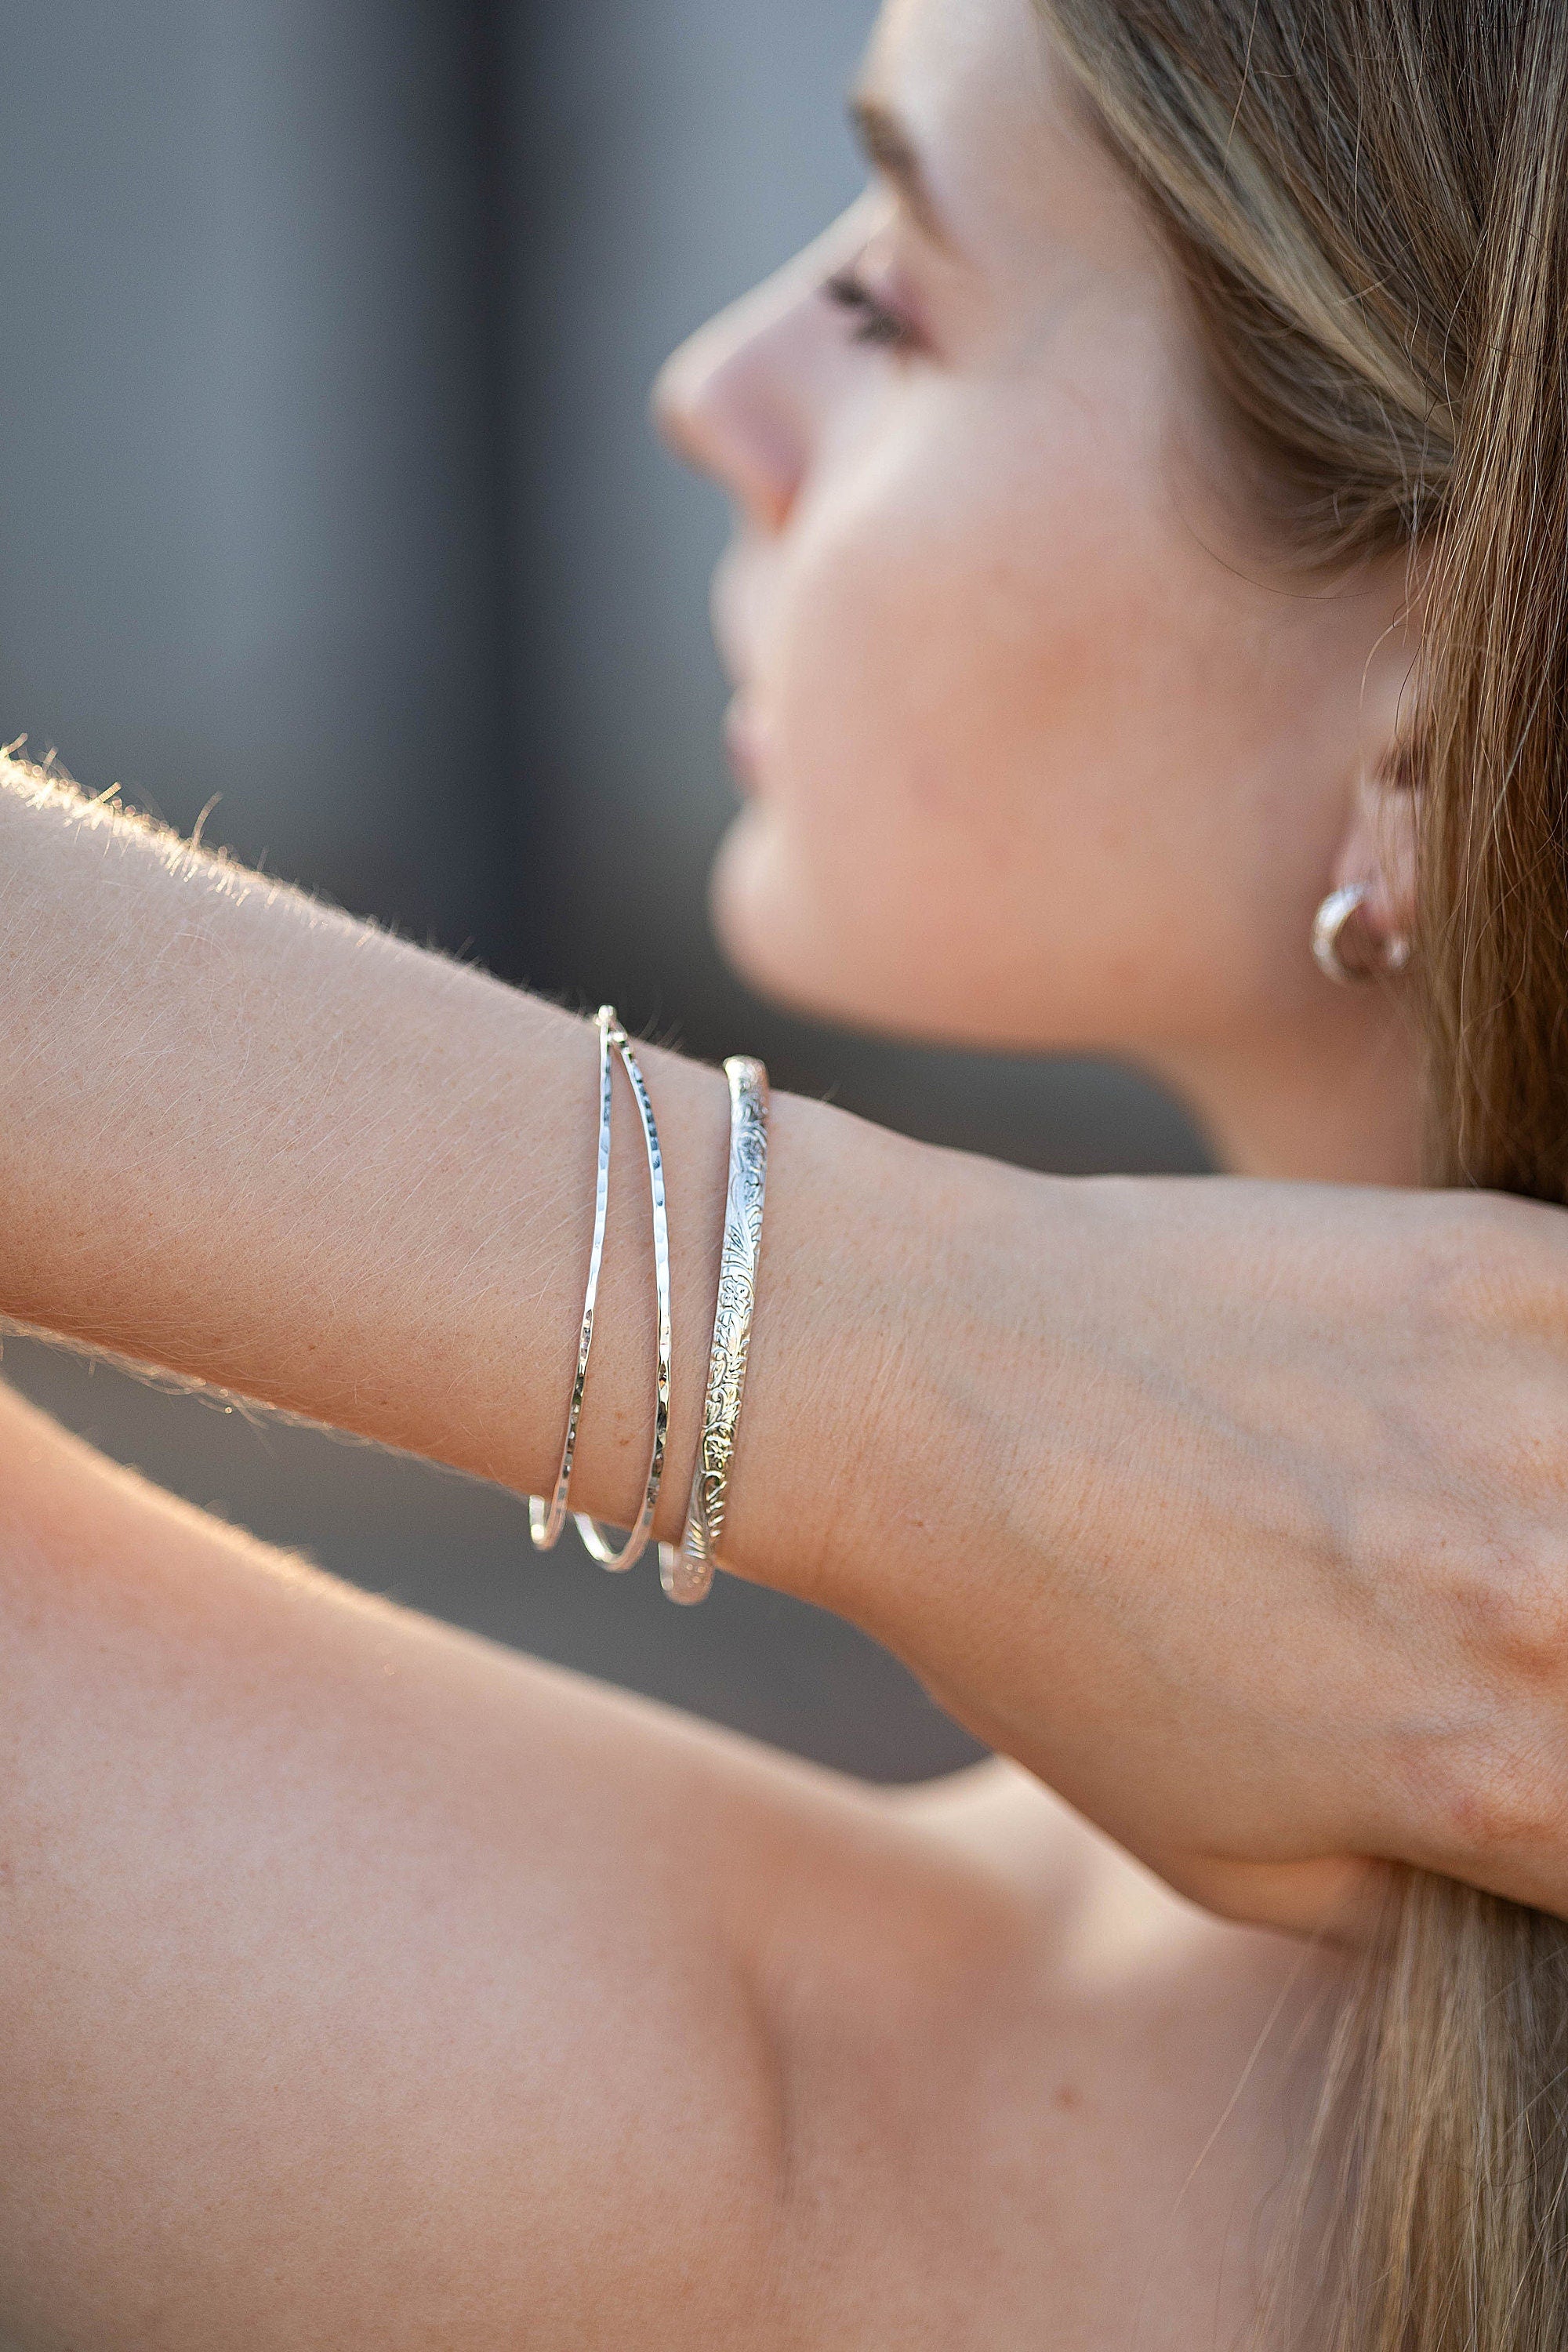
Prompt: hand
<box><xmin>739</xmin><ymin>1104</ymin><xmax>1568</xmax><ymax>1931</ymax></box>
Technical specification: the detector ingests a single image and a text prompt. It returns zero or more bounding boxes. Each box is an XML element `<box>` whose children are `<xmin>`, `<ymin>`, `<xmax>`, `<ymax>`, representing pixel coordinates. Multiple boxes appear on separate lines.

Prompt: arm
<box><xmin>0</xmin><ymin>1381</ymin><xmax>812</xmax><ymax>2348</ymax></box>
<box><xmin>2</xmin><ymin>757</ymin><xmax>1566</xmax><ymax>1929</ymax></box>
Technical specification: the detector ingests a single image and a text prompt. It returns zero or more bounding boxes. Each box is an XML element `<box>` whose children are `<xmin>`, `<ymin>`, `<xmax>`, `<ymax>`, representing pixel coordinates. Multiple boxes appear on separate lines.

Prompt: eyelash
<box><xmin>823</xmin><ymin>266</ymin><xmax>919</xmax><ymax>352</ymax></box>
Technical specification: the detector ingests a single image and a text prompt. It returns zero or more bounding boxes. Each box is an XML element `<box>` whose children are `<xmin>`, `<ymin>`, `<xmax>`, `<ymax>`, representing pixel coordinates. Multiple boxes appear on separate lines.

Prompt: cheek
<box><xmin>718</xmin><ymin>379</ymin><xmax>1358</xmax><ymax>1051</ymax></box>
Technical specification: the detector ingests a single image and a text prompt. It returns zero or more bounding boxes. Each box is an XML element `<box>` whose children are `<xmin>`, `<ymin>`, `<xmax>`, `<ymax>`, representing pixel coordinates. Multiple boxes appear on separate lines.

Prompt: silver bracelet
<box><xmin>528</xmin><ymin>1007</ymin><xmax>615</xmax><ymax>1553</ymax></box>
<box><xmin>659</xmin><ymin>1055</ymin><xmax>769</xmax><ymax>1606</ymax></box>
<box><xmin>528</xmin><ymin>1007</ymin><xmax>671</xmax><ymax>1577</ymax></box>
<box><xmin>575</xmin><ymin>1014</ymin><xmax>671</xmax><ymax>1574</ymax></box>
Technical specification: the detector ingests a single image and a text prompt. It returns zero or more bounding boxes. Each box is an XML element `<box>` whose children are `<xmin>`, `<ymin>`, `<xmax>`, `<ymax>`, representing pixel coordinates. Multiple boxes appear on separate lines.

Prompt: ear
<box><xmin>1329</xmin><ymin>600</ymin><xmax>1422</xmax><ymax>956</ymax></box>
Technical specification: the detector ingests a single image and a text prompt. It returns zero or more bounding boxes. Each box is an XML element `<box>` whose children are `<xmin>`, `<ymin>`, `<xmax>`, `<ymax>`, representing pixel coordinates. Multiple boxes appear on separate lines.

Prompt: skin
<box><xmin>3</xmin><ymin>0</ymin><xmax>1568</xmax><ymax>2340</ymax></box>
<box><xmin>659</xmin><ymin>0</ymin><xmax>1423</xmax><ymax>1183</ymax></box>
<box><xmin>0</xmin><ymin>1385</ymin><xmax>1315</xmax><ymax>2350</ymax></box>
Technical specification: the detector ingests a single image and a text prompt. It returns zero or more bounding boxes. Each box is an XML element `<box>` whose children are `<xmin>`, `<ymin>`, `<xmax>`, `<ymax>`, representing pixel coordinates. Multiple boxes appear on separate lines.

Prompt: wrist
<box><xmin>720</xmin><ymin>1095</ymin><xmax>1062</xmax><ymax>1628</ymax></box>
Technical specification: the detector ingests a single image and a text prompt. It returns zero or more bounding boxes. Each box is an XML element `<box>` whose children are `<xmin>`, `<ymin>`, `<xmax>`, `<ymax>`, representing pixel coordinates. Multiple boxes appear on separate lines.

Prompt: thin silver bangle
<box><xmin>574</xmin><ymin>1015</ymin><xmax>672</xmax><ymax>1574</ymax></box>
<box><xmin>528</xmin><ymin>1006</ymin><xmax>615</xmax><ymax>1553</ymax></box>
<box><xmin>659</xmin><ymin>1055</ymin><xmax>769</xmax><ymax>1606</ymax></box>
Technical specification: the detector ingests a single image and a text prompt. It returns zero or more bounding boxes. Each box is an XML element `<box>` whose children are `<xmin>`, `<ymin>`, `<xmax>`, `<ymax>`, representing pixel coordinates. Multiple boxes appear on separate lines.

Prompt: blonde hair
<box><xmin>1036</xmin><ymin>0</ymin><xmax>1568</xmax><ymax>2338</ymax></box>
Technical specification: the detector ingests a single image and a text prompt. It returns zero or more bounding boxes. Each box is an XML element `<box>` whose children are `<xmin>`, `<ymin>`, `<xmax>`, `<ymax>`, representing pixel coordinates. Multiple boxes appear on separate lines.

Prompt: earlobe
<box><xmin>1312</xmin><ymin>791</ymin><xmax>1417</xmax><ymax>985</ymax></box>
<box><xmin>1316</xmin><ymin>752</ymin><xmax>1419</xmax><ymax>985</ymax></box>
<box><xmin>1313</xmin><ymin>607</ymin><xmax>1423</xmax><ymax>985</ymax></box>
<box><xmin>1312</xmin><ymin>880</ymin><xmax>1412</xmax><ymax>985</ymax></box>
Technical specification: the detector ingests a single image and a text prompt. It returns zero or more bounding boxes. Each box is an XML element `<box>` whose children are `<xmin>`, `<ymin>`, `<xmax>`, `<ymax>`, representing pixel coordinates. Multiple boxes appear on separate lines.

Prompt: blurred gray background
<box><xmin>0</xmin><ymin>0</ymin><xmax>1206</xmax><ymax>1781</ymax></box>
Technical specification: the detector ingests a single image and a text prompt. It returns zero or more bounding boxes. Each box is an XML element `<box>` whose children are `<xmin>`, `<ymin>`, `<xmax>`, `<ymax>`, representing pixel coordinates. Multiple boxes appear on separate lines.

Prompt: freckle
<box><xmin>1053</xmin><ymin>2084</ymin><xmax>1082</xmax><ymax>2112</ymax></box>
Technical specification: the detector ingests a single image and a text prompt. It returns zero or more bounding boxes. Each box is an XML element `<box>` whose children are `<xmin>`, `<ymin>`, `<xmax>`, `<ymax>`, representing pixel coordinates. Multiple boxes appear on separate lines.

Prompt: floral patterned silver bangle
<box><xmin>659</xmin><ymin>1055</ymin><xmax>769</xmax><ymax>1607</ymax></box>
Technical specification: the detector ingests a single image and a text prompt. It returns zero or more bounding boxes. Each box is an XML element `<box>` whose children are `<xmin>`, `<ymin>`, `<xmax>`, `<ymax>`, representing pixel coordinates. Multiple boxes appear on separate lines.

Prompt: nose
<box><xmin>652</xmin><ymin>270</ymin><xmax>815</xmax><ymax>534</ymax></box>
<box><xmin>653</xmin><ymin>210</ymin><xmax>871</xmax><ymax>535</ymax></box>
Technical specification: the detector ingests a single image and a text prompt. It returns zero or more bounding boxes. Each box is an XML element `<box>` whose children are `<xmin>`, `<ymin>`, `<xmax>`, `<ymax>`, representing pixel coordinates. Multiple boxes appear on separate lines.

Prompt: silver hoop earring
<box><xmin>1312</xmin><ymin>883</ymin><xmax>1411</xmax><ymax>986</ymax></box>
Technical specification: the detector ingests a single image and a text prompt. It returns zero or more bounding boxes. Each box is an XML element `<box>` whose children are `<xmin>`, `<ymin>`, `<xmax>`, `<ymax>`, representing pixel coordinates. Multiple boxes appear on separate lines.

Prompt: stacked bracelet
<box><xmin>528</xmin><ymin>1011</ymin><xmax>768</xmax><ymax>1609</ymax></box>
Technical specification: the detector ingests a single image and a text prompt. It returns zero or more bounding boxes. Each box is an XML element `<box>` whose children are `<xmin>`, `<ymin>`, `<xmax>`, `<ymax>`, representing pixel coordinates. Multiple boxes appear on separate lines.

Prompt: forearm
<box><xmin>16</xmin><ymin>758</ymin><xmax>1568</xmax><ymax>1935</ymax></box>
<box><xmin>0</xmin><ymin>759</ymin><xmax>927</xmax><ymax>1576</ymax></box>
<box><xmin>0</xmin><ymin>765</ymin><xmax>725</xmax><ymax>1537</ymax></box>
<box><xmin>0</xmin><ymin>762</ymin><xmax>1229</xmax><ymax>1794</ymax></box>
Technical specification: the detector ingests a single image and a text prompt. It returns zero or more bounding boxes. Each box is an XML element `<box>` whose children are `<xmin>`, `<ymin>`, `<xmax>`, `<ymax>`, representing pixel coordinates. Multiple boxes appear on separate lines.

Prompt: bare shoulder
<box><xmin>0</xmin><ymin>1385</ymin><xmax>1327</xmax><ymax>2350</ymax></box>
<box><xmin>0</xmin><ymin>1382</ymin><xmax>851</xmax><ymax>2348</ymax></box>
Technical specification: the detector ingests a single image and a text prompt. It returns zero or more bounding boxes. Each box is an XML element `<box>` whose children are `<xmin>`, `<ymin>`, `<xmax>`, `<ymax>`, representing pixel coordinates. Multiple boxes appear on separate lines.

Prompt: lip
<box><xmin>723</xmin><ymin>695</ymin><xmax>766</xmax><ymax>797</ymax></box>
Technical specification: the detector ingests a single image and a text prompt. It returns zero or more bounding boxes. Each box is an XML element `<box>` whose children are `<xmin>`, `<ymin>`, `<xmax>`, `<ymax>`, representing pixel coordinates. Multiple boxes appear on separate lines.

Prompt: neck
<box><xmin>1150</xmin><ymin>995</ymin><xmax>1424</xmax><ymax>1185</ymax></box>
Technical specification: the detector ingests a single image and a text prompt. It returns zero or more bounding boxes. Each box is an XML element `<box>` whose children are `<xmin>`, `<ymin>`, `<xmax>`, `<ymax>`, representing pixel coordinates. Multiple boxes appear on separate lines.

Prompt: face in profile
<box><xmin>656</xmin><ymin>0</ymin><xmax>1419</xmax><ymax>1176</ymax></box>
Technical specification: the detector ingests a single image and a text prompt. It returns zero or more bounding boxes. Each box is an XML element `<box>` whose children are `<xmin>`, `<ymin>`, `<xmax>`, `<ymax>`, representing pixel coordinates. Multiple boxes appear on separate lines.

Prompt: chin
<box><xmin>710</xmin><ymin>835</ymin><xmax>848</xmax><ymax>1025</ymax></box>
<box><xmin>709</xmin><ymin>819</ymin><xmax>1004</xmax><ymax>1048</ymax></box>
<box><xmin>710</xmin><ymin>809</ymin><xmax>1152</xmax><ymax>1055</ymax></box>
<box><xmin>708</xmin><ymin>810</ymin><xmax>895</xmax><ymax>1033</ymax></box>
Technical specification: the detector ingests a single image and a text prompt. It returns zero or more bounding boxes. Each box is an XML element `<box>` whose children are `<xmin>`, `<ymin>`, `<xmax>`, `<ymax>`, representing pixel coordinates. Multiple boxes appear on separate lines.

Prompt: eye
<box><xmin>822</xmin><ymin>265</ymin><xmax>920</xmax><ymax>354</ymax></box>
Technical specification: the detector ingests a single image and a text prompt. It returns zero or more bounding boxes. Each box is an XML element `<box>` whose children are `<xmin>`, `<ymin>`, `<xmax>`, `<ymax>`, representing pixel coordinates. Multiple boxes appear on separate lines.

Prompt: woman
<box><xmin>2</xmin><ymin>0</ymin><xmax>1567</xmax><ymax>2340</ymax></box>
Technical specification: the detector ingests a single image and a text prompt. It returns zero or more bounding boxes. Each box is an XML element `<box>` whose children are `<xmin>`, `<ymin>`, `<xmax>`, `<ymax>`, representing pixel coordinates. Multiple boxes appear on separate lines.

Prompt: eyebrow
<box><xmin>848</xmin><ymin>96</ymin><xmax>956</xmax><ymax>251</ymax></box>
